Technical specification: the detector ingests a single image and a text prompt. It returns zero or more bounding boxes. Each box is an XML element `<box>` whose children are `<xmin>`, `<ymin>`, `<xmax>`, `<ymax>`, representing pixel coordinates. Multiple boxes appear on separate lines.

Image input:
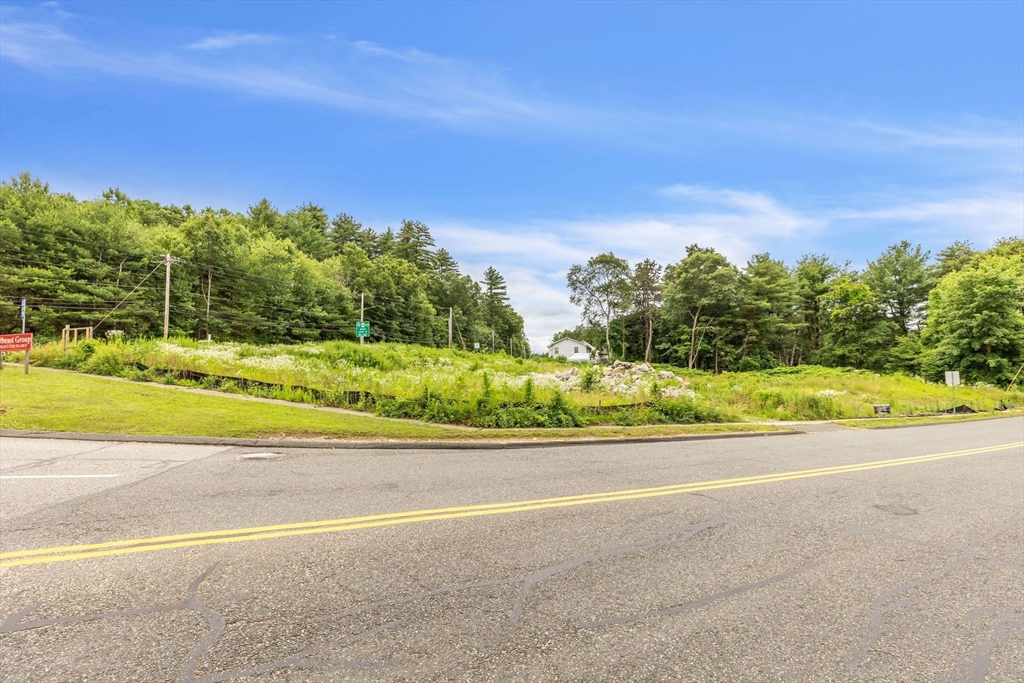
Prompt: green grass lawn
<box><xmin>0</xmin><ymin>367</ymin><xmax>778</xmax><ymax>441</ymax></box>
<box><xmin>834</xmin><ymin>411</ymin><xmax>1024</xmax><ymax>429</ymax></box>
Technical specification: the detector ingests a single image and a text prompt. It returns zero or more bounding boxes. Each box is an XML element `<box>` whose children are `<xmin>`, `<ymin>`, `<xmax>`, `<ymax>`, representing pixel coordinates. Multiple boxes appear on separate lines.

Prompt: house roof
<box><xmin>548</xmin><ymin>337</ymin><xmax>594</xmax><ymax>350</ymax></box>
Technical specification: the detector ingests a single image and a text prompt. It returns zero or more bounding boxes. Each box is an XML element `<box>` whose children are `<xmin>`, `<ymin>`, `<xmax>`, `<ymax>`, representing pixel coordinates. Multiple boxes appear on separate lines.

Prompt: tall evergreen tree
<box><xmin>246</xmin><ymin>198</ymin><xmax>280</xmax><ymax>233</ymax></box>
<box><xmin>932</xmin><ymin>240</ymin><xmax>976</xmax><ymax>280</ymax></box>
<box><xmin>794</xmin><ymin>254</ymin><xmax>847</xmax><ymax>360</ymax></box>
<box><xmin>737</xmin><ymin>253</ymin><xmax>800</xmax><ymax>368</ymax></box>
<box><xmin>864</xmin><ymin>240</ymin><xmax>932</xmax><ymax>333</ymax></box>
<box><xmin>394</xmin><ymin>219</ymin><xmax>435</xmax><ymax>270</ymax></box>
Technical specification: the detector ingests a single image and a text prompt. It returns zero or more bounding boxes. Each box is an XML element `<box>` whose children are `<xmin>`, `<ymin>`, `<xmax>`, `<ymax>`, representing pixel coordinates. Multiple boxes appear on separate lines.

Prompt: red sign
<box><xmin>0</xmin><ymin>333</ymin><xmax>33</xmax><ymax>352</ymax></box>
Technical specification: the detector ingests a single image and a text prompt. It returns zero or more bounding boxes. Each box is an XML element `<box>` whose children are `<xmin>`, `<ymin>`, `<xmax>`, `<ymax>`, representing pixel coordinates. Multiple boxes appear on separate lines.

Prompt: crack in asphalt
<box><xmin>847</xmin><ymin>513</ymin><xmax>1024</xmax><ymax>673</ymax></box>
<box><xmin>1</xmin><ymin>564</ymin><xmax>398</xmax><ymax>682</ymax></box>
<box><xmin>322</xmin><ymin>509</ymin><xmax>774</xmax><ymax>632</ymax></box>
<box><xmin>580</xmin><ymin>557</ymin><xmax>826</xmax><ymax>629</ymax></box>
<box><xmin>2</xmin><ymin>444</ymin><xmax>117</xmax><ymax>472</ymax></box>
<box><xmin>959</xmin><ymin>608</ymin><xmax>1023</xmax><ymax>683</ymax></box>
<box><xmin>186</xmin><ymin>617</ymin><xmax>399</xmax><ymax>683</ymax></box>
<box><xmin>507</xmin><ymin>511</ymin><xmax>744</xmax><ymax>627</ymax></box>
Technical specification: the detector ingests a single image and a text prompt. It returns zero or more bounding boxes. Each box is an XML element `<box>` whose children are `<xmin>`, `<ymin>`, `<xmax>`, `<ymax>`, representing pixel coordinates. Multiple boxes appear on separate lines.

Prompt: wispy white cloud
<box><xmin>1</xmin><ymin>19</ymin><xmax>1020</xmax><ymax>156</ymax></box>
<box><xmin>432</xmin><ymin>223</ymin><xmax>592</xmax><ymax>265</ymax></box>
<box><xmin>0</xmin><ymin>21</ymin><xmax>592</xmax><ymax>131</ymax></box>
<box><xmin>38</xmin><ymin>1</ymin><xmax>75</xmax><ymax>19</ymax></box>
<box><xmin>350</xmin><ymin>40</ymin><xmax>435</xmax><ymax>64</ymax></box>
<box><xmin>848</xmin><ymin>120</ymin><xmax>1022</xmax><ymax>150</ymax></box>
<box><xmin>187</xmin><ymin>32</ymin><xmax>277</xmax><ymax>51</ymax></box>
<box><xmin>826</xmin><ymin>191</ymin><xmax>1024</xmax><ymax>241</ymax></box>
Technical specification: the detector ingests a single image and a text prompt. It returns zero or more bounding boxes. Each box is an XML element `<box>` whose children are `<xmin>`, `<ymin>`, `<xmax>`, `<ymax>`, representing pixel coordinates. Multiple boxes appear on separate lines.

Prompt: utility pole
<box><xmin>448</xmin><ymin>307</ymin><xmax>453</xmax><ymax>349</ymax></box>
<box><xmin>159</xmin><ymin>254</ymin><xmax>182</xmax><ymax>339</ymax></box>
<box><xmin>21</xmin><ymin>298</ymin><xmax>27</xmax><ymax>373</ymax></box>
<box><xmin>360</xmin><ymin>292</ymin><xmax>365</xmax><ymax>346</ymax></box>
<box><xmin>163</xmin><ymin>255</ymin><xmax>172</xmax><ymax>339</ymax></box>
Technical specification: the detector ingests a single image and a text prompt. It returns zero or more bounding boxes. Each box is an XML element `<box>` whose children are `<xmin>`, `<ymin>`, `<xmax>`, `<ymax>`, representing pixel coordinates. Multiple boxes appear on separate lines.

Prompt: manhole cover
<box><xmin>238</xmin><ymin>452</ymin><xmax>286</xmax><ymax>461</ymax></box>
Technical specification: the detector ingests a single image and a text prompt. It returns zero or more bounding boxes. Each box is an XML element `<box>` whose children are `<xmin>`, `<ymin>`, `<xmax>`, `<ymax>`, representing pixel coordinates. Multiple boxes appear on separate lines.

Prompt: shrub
<box><xmin>476</xmin><ymin>372</ymin><xmax>494</xmax><ymax>412</ymax></box>
<box><xmin>376</xmin><ymin>397</ymin><xmax>424</xmax><ymax>420</ymax></box>
<box><xmin>80</xmin><ymin>345</ymin><xmax>128</xmax><ymax>377</ymax></box>
<box><xmin>544</xmin><ymin>392</ymin><xmax>582</xmax><ymax>427</ymax></box>
<box><xmin>751</xmin><ymin>389</ymin><xmax>787</xmax><ymax>411</ymax></box>
<box><xmin>522</xmin><ymin>376</ymin><xmax>535</xmax><ymax>404</ymax></box>
<box><xmin>124</xmin><ymin>368</ymin><xmax>157</xmax><ymax>383</ymax></box>
<box><xmin>654</xmin><ymin>399</ymin><xmax>724</xmax><ymax>423</ymax></box>
<box><xmin>579</xmin><ymin>367</ymin><xmax>601</xmax><ymax>392</ymax></box>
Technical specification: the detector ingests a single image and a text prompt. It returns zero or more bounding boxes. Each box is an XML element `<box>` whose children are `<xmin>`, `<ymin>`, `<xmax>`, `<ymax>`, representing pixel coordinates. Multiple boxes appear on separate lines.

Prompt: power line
<box><xmin>94</xmin><ymin>260</ymin><xmax>166</xmax><ymax>333</ymax></box>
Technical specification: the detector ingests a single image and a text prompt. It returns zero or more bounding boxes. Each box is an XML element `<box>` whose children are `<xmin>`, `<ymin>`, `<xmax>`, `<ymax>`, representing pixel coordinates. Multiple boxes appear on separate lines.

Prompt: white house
<box><xmin>547</xmin><ymin>337</ymin><xmax>594</xmax><ymax>362</ymax></box>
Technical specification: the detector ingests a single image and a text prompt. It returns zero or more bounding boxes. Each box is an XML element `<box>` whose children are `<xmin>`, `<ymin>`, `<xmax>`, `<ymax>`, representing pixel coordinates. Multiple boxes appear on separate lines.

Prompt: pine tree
<box><xmin>395</xmin><ymin>219</ymin><xmax>435</xmax><ymax>270</ymax></box>
<box><xmin>864</xmin><ymin>241</ymin><xmax>932</xmax><ymax>333</ymax></box>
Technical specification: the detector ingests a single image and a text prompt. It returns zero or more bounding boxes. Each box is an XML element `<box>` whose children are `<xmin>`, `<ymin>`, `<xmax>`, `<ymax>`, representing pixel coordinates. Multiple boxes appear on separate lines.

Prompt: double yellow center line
<box><xmin>2</xmin><ymin>441</ymin><xmax>1020</xmax><ymax>568</ymax></box>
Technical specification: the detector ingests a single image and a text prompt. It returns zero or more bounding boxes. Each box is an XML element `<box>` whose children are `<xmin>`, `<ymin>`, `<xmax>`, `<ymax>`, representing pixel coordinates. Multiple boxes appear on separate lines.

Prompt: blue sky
<box><xmin>1</xmin><ymin>1</ymin><xmax>1022</xmax><ymax>350</ymax></box>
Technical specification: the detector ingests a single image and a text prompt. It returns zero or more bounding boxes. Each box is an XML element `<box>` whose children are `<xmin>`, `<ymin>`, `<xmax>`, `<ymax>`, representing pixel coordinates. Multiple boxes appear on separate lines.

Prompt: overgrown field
<box><xmin>0</xmin><ymin>367</ymin><xmax>775</xmax><ymax>441</ymax></box>
<box><xmin>24</xmin><ymin>338</ymin><xmax>1024</xmax><ymax>427</ymax></box>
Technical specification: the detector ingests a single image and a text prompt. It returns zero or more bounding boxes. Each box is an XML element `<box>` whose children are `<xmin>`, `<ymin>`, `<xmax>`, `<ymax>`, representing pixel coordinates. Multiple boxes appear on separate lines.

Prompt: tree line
<box><xmin>0</xmin><ymin>173</ymin><xmax>529</xmax><ymax>354</ymax></box>
<box><xmin>559</xmin><ymin>237</ymin><xmax>1024</xmax><ymax>384</ymax></box>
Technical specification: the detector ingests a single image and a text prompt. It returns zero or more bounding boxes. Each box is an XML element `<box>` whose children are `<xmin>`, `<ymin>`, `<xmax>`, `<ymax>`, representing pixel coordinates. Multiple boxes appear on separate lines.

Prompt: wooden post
<box><xmin>24</xmin><ymin>346</ymin><xmax>29</xmax><ymax>374</ymax></box>
<box><xmin>63</xmin><ymin>325</ymin><xmax>69</xmax><ymax>353</ymax></box>
<box><xmin>87</xmin><ymin>326</ymin><xmax>93</xmax><ymax>340</ymax></box>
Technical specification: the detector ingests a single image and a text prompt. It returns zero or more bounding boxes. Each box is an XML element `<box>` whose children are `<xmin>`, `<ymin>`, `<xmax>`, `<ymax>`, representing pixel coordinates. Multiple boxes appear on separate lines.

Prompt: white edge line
<box><xmin>0</xmin><ymin>474</ymin><xmax>121</xmax><ymax>479</ymax></box>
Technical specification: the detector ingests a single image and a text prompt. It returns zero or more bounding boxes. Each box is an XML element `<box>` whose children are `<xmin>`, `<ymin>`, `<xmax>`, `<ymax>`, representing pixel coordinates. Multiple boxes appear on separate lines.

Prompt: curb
<box><xmin>0</xmin><ymin>428</ymin><xmax>802</xmax><ymax>450</ymax></box>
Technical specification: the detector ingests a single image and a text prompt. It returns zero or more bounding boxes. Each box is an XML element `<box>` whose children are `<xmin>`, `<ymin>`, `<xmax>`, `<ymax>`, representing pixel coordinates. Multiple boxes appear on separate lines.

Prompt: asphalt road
<box><xmin>1</xmin><ymin>418</ymin><xmax>1022</xmax><ymax>682</ymax></box>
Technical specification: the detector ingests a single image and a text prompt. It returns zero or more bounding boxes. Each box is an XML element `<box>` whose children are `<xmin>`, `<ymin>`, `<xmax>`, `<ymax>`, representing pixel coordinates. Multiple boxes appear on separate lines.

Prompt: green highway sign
<box><xmin>356</xmin><ymin>321</ymin><xmax>370</xmax><ymax>338</ymax></box>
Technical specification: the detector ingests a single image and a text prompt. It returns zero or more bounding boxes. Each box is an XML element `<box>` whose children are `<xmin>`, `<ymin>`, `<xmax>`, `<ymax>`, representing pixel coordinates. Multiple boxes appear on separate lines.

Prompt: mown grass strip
<box><xmin>835</xmin><ymin>412</ymin><xmax>1024</xmax><ymax>428</ymax></box>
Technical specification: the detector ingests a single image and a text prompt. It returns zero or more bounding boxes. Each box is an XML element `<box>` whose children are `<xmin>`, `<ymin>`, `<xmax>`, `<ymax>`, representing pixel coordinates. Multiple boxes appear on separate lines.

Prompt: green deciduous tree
<box><xmin>662</xmin><ymin>245</ymin><xmax>739</xmax><ymax>369</ymax></box>
<box><xmin>816</xmin><ymin>280</ymin><xmax>895</xmax><ymax>371</ymax></box>
<box><xmin>924</xmin><ymin>254</ymin><xmax>1024</xmax><ymax>383</ymax></box>
<box><xmin>567</xmin><ymin>252</ymin><xmax>632</xmax><ymax>359</ymax></box>
<box><xmin>630</xmin><ymin>259</ymin><xmax>662</xmax><ymax>363</ymax></box>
